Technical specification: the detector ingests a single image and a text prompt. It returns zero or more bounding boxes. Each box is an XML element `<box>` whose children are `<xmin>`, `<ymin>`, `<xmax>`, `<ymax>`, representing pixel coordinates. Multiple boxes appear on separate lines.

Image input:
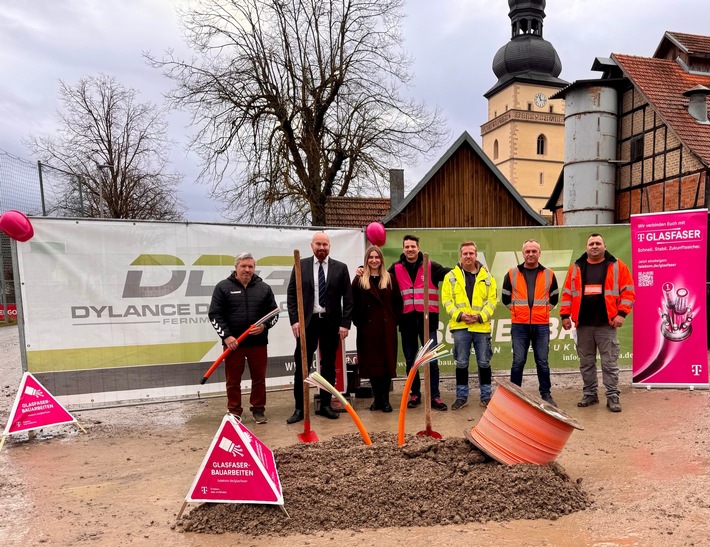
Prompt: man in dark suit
<box><xmin>286</xmin><ymin>231</ymin><xmax>353</xmax><ymax>423</ymax></box>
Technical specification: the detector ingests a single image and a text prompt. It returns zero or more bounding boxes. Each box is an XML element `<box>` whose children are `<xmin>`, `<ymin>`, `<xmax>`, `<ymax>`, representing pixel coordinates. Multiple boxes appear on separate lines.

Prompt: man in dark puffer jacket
<box><xmin>208</xmin><ymin>252</ymin><xmax>278</xmax><ymax>424</ymax></box>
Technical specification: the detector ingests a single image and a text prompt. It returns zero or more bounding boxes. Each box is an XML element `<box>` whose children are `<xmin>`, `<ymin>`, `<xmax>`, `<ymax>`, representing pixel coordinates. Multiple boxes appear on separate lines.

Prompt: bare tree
<box><xmin>27</xmin><ymin>74</ymin><xmax>185</xmax><ymax>220</ymax></box>
<box><xmin>152</xmin><ymin>0</ymin><xmax>447</xmax><ymax>225</ymax></box>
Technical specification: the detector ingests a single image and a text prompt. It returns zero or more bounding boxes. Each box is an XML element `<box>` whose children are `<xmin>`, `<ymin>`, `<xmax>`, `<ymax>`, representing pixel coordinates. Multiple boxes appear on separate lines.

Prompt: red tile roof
<box><xmin>613</xmin><ymin>53</ymin><xmax>710</xmax><ymax>166</ymax></box>
<box><xmin>324</xmin><ymin>196</ymin><xmax>391</xmax><ymax>228</ymax></box>
<box><xmin>665</xmin><ymin>32</ymin><xmax>710</xmax><ymax>55</ymax></box>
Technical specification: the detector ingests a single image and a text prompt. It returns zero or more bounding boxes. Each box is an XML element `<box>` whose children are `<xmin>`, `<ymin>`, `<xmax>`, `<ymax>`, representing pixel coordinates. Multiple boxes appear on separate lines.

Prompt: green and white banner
<box><xmin>379</xmin><ymin>226</ymin><xmax>633</xmax><ymax>375</ymax></box>
<box><xmin>16</xmin><ymin>219</ymin><xmax>363</xmax><ymax>405</ymax></box>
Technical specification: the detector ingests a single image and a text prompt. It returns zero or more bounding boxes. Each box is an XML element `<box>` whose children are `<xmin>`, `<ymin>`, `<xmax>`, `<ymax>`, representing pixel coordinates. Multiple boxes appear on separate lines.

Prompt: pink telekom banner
<box><xmin>185</xmin><ymin>414</ymin><xmax>283</xmax><ymax>505</ymax></box>
<box><xmin>2</xmin><ymin>372</ymin><xmax>78</xmax><ymax>435</ymax></box>
<box><xmin>631</xmin><ymin>209</ymin><xmax>708</xmax><ymax>387</ymax></box>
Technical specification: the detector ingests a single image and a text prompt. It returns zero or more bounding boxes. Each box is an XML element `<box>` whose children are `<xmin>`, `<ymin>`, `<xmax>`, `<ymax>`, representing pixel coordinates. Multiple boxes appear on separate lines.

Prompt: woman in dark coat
<box><xmin>352</xmin><ymin>245</ymin><xmax>402</xmax><ymax>412</ymax></box>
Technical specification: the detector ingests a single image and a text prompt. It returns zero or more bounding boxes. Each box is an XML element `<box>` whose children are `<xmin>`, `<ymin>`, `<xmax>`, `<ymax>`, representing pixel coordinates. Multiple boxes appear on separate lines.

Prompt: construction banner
<box><xmin>631</xmin><ymin>209</ymin><xmax>708</xmax><ymax>387</ymax></box>
<box><xmin>379</xmin><ymin>225</ymin><xmax>633</xmax><ymax>373</ymax></box>
<box><xmin>14</xmin><ymin>219</ymin><xmax>363</xmax><ymax>405</ymax></box>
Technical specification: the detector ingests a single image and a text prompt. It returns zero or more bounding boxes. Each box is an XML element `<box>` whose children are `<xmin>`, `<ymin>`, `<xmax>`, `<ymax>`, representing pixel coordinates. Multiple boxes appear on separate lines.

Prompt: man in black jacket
<box><xmin>389</xmin><ymin>234</ymin><xmax>451</xmax><ymax>411</ymax></box>
<box><xmin>209</xmin><ymin>252</ymin><xmax>278</xmax><ymax>424</ymax></box>
<box><xmin>286</xmin><ymin>232</ymin><xmax>353</xmax><ymax>423</ymax></box>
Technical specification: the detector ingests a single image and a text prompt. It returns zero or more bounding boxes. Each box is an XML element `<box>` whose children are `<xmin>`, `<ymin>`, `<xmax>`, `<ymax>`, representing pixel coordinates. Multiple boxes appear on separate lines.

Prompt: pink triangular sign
<box><xmin>185</xmin><ymin>414</ymin><xmax>283</xmax><ymax>505</ymax></box>
<box><xmin>3</xmin><ymin>372</ymin><xmax>77</xmax><ymax>436</ymax></box>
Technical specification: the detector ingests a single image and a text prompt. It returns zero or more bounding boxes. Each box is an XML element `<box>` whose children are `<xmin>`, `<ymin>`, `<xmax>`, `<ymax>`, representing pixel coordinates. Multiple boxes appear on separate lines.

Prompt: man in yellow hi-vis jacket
<box><xmin>441</xmin><ymin>241</ymin><xmax>497</xmax><ymax>409</ymax></box>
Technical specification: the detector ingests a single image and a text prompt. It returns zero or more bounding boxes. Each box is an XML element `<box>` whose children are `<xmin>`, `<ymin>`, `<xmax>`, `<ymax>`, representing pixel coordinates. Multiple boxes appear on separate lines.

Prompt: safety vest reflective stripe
<box><xmin>561</xmin><ymin>258</ymin><xmax>635</xmax><ymax>325</ymax></box>
<box><xmin>508</xmin><ymin>266</ymin><xmax>552</xmax><ymax>324</ymax></box>
<box><xmin>394</xmin><ymin>262</ymin><xmax>439</xmax><ymax>313</ymax></box>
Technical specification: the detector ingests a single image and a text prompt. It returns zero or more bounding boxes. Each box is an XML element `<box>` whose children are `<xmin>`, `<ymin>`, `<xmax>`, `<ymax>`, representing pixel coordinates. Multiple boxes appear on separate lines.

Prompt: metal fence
<box><xmin>0</xmin><ymin>149</ymin><xmax>86</xmax><ymax>324</ymax></box>
<box><xmin>0</xmin><ymin>149</ymin><xmax>84</xmax><ymax>218</ymax></box>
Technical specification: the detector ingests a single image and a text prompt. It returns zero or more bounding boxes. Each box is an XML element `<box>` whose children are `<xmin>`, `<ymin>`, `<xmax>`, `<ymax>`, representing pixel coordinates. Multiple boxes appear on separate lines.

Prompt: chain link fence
<box><xmin>0</xmin><ymin>149</ymin><xmax>88</xmax><ymax>324</ymax></box>
<box><xmin>0</xmin><ymin>149</ymin><xmax>85</xmax><ymax>217</ymax></box>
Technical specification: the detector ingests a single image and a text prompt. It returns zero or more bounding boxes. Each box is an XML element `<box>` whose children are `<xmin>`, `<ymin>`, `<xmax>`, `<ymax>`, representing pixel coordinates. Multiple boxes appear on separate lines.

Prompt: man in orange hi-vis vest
<box><xmin>502</xmin><ymin>239</ymin><xmax>559</xmax><ymax>407</ymax></box>
<box><xmin>560</xmin><ymin>233</ymin><xmax>635</xmax><ymax>413</ymax></box>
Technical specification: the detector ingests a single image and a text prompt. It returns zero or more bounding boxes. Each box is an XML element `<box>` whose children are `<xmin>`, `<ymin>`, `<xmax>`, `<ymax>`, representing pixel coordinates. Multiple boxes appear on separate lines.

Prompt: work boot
<box><xmin>606</xmin><ymin>395</ymin><xmax>622</xmax><ymax>412</ymax></box>
<box><xmin>451</xmin><ymin>398</ymin><xmax>468</xmax><ymax>411</ymax></box>
<box><xmin>252</xmin><ymin>411</ymin><xmax>267</xmax><ymax>424</ymax></box>
<box><xmin>577</xmin><ymin>394</ymin><xmax>599</xmax><ymax>407</ymax></box>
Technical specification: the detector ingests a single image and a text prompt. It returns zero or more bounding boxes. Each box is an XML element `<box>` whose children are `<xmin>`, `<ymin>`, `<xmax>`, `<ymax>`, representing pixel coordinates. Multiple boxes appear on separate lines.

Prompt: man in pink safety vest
<box><xmin>389</xmin><ymin>234</ymin><xmax>451</xmax><ymax>410</ymax></box>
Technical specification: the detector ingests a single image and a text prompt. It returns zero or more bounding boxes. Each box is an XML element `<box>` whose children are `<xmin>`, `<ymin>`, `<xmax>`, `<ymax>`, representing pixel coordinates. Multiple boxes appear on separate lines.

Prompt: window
<box><xmin>630</xmin><ymin>135</ymin><xmax>644</xmax><ymax>162</ymax></box>
<box><xmin>539</xmin><ymin>172</ymin><xmax>544</xmax><ymax>186</ymax></box>
<box><xmin>493</xmin><ymin>140</ymin><xmax>499</xmax><ymax>160</ymax></box>
<box><xmin>537</xmin><ymin>134</ymin><xmax>546</xmax><ymax>155</ymax></box>
<box><xmin>527</xmin><ymin>103</ymin><xmax>533</xmax><ymax>111</ymax></box>
<box><xmin>549</xmin><ymin>105</ymin><xmax>554</xmax><ymax>113</ymax></box>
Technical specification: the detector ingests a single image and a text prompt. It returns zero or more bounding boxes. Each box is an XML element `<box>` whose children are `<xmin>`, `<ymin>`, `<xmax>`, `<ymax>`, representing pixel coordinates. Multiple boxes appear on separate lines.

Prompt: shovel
<box><xmin>293</xmin><ymin>249</ymin><xmax>319</xmax><ymax>443</ymax></box>
<box><xmin>199</xmin><ymin>308</ymin><xmax>280</xmax><ymax>384</ymax></box>
<box><xmin>417</xmin><ymin>253</ymin><xmax>442</xmax><ymax>440</ymax></box>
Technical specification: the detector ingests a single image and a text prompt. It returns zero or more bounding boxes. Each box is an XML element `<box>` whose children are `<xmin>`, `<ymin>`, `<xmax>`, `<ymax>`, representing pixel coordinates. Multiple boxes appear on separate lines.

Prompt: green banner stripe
<box><xmin>26</xmin><ymin>341</ymin><xmax>218</xmax><ymax>372</ymax></box>
<box><xmin>30</xmin><ymin>241</ymin><xmax>66</xmax><ymax>253</ymax></box>
<box><xmin>130</xmin><ymin>254</ymin><xmax>186</xmax><ymax>266</ymax></box>
<box><xmin>192</xmin><ymin>255</ymin><xmax>235</xmax><ymax>266</ymax></box>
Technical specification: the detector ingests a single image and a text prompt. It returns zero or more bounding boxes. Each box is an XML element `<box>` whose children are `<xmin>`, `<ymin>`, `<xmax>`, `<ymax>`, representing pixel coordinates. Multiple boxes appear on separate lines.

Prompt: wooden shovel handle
<box><xmin>294</xmin><ymin>250</ymin><xmax>311</xmax><ymax>420</ymax></box>
<box><xmin>422</xmin><ymin>253</ymin><xmax>432</xmax><ymax>431</ymax></box>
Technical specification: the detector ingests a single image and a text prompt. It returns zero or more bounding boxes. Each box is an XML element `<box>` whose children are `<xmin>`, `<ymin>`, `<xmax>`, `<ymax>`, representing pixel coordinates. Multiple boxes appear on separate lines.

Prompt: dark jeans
<box><xmin>452</xmin><ymin>329</ymin><xmax>492</xmax><ymax>401</ymax></box>
<box><xmin>401</xmin><ymin>324</ymin><xmax>440</xmax><ymax>400</ymax></box>
<box><xmin>510</xmin><ymin>323</ymin><xmax>552</xmax><ymax>396</ymax></box>
<box><xmin>292</xmin><ymin>315</ymin><xmax>340</xmax><ymax>410</ymax></box>
<box><xmin>225</xmin><ymin>345</ymin><xmax>267</xmax><ymax>415</ymax></box>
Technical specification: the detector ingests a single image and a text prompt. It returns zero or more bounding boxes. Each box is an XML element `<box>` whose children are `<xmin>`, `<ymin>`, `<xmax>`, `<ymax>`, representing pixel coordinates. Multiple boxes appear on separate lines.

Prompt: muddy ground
<box><xmin>1</xmin><ymin>324</ymin><xmax>709</xmax><ymax>546</ymax></box>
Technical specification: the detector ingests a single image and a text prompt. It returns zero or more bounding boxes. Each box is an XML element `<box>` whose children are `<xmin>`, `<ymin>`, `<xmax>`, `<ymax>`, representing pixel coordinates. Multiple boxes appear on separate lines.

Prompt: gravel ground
<box><xmin>2</xmin><ymin>324</ymin><xmax>710</xmax><ymax>547</ymax></box>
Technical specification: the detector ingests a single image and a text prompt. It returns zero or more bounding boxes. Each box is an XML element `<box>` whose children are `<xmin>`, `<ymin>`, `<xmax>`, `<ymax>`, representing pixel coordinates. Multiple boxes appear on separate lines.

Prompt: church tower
<box><xmin>480</xmin><ymin>0</ymin><xmax>568</xmax><ymax>217</ymax></box>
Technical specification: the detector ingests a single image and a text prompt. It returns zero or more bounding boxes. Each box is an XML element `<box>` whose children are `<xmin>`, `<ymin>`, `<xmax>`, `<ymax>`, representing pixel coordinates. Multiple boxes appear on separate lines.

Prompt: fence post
<box><xmin>77</xmin><ymin>175</ymin><xmax>85</xmax><ymax>217</ymax></box>
<box><xmin>37</xmin><ymin>161</ymin><xmax>47</xmax><ymax>216</ymax></box>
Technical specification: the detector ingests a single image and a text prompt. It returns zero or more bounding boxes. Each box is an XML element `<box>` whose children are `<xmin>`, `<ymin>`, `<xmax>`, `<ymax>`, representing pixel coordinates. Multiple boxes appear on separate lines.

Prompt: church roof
<box><xmin>485</xmin><ymin>0</ymin><xmax>568</xmax><ymax>97</ymax></box>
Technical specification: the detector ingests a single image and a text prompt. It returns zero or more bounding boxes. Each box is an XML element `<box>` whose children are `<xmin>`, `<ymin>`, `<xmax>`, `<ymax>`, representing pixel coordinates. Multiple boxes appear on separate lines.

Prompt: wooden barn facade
<box><xmin>381</xmin><ymin>132</ymin><xmax>547</xmax><ymax>229</ymax></box>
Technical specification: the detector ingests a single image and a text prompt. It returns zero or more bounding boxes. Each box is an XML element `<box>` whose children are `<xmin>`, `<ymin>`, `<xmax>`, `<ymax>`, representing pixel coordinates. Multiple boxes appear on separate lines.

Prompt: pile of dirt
<box><xmin>177</xmin><ymin>432</ymin><xmax>590</xmax><ymax>536</ymax></box>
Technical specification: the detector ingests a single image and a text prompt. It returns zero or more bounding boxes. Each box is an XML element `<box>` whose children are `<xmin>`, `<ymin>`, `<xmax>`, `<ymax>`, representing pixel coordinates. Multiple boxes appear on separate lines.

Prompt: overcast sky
<box><xmin>1</xmin><ymin>0</ymin><xmax>707</xmax><ymax>222</ymax></box>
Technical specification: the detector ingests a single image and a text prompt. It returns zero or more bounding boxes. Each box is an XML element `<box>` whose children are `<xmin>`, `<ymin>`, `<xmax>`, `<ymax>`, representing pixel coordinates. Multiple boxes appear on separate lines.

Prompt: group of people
<box><xmin>207</xmin><ymin>231</ymin><xmax>634</xmax><ymax>424</ymax></box>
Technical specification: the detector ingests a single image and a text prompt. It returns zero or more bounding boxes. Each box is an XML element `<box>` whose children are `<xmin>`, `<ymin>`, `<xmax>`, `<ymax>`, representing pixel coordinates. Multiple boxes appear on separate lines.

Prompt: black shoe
<box><xmin>541</xmin><ymin>394</ymin><xmax>557</xmax><ymax>407</ymax></box>
<box><xmin>370</xmin><ymin>401</ymin><xmax>383</xmax><ymax>411</ymax></box>
<box><xmin>407</xmin><ymin>395</ymin><xmax>421</xmax><ymax>409</ymax></box>
<box><xmin>432</xmin><ymin>397</ymin><xmax>448</xmax><ymax>411</ymax></box>
<box><xmin>316</xmin><ymin>406</ymin><xmax>339</xmax><ymax>419</ymax></box>
<box><xmin>382</xmin><ymin>402</ymin><xmax>393</xmax><ymax>413</ymax></box>
<box><xmin>451</xmin><ymin>398</ymin><xmax>468</xmax><ymax>411</ymax></box>
<box><xmin>286</xmin><ymin>409</ymin><xmax>304</xmax><ymax>424</ymax></box>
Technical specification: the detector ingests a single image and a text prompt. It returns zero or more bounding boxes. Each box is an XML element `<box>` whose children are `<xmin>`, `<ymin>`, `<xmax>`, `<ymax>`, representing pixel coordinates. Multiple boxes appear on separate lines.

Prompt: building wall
<box><xmin>384</xmin><ymin>143</ymin><xmax>544</xmax><ymax>229</ymax></box>
<box><xmin>482</xmin><ymin>82</ymin><xmax>565</xmax><ymax>216</ymax></box>
<box><xmin>615</xmin><ymin>87</ymin><xmax>708</xmax><ymax>222</ymax></box>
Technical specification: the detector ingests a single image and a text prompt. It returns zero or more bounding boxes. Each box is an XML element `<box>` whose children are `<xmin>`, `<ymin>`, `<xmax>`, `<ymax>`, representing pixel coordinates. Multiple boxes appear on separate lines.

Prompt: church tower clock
<box><xmin>481</xmin><ymin>0</ymin><xmax>568</xmax><ymax>217</ymax></box>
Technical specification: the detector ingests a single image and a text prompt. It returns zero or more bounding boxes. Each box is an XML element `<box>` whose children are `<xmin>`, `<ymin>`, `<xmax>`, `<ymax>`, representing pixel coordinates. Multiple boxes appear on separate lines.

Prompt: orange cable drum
<box><xmin>468</xmin><ymin>379</ymin><xmax>584</xmax><ymax>465</ymax></box>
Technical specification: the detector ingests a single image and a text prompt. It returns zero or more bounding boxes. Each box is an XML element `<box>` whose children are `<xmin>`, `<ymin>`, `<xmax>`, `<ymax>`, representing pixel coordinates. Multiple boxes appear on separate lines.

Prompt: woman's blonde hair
<box><xmin>359</xmin><ymin>245</ymin><xmax>391</xmax><ymax>290</ymax></box>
